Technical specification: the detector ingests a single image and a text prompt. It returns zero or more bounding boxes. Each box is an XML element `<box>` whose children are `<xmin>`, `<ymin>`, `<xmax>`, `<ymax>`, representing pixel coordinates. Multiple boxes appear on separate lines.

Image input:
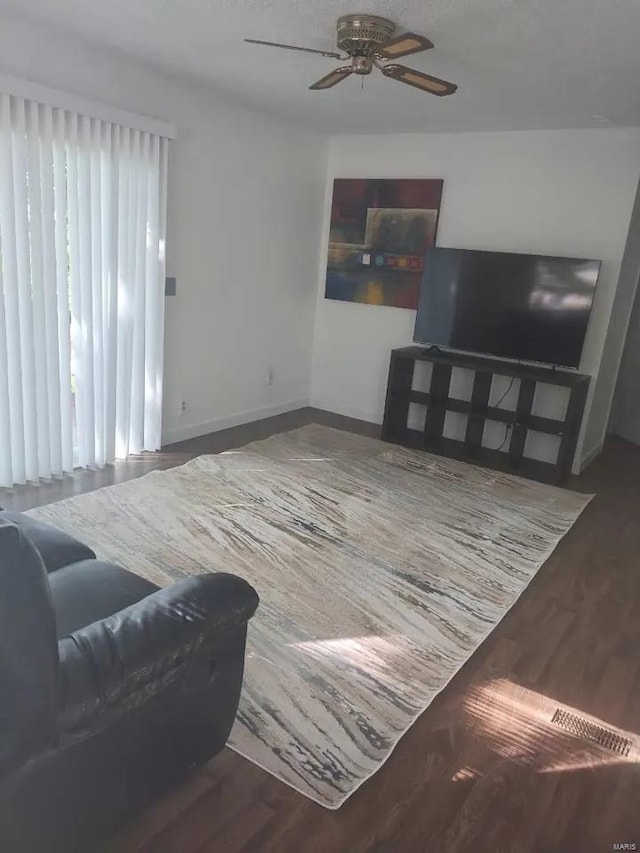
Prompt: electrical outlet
<box><xmin>265</xmin><ymin>368</ymin><xmax>274</xmax><ymax>386</ymax></box>
<box><xmin>180</xmin><ymin>400</ymin><xmax>188</xmax><ymax>416</ymax></box>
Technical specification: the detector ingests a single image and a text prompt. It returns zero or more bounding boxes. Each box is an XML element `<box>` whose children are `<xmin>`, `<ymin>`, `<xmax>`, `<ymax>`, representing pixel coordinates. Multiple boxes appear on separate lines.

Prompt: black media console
<box><xmin>382</xmin><ymin>346</ymin><xmax>590</xmax><ymax>484</ymax></box>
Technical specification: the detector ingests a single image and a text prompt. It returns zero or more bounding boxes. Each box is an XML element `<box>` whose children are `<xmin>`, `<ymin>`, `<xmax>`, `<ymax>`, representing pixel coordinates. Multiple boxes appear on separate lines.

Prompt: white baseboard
<box><xmin>162</xmin><ymin>398</ymin><xmax>309</xmax><ymax>446</ymax></box>
<box><xmin>577</xmin><ymin>441</ymin><xmax>604</xmax><ymax>473</ymax></box>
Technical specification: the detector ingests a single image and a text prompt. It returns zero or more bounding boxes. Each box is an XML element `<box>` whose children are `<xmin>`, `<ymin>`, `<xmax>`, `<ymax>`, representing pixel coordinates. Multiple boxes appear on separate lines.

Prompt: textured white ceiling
<box><xmin>4</xmin><ymin>0</ymin><xmax>640</xmax><ymax>133</ymax></box>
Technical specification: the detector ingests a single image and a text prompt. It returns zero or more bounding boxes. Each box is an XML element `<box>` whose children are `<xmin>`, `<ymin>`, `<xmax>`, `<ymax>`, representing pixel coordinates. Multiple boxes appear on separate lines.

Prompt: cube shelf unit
<box><xmin>382</xmin><ymin>346</ymin><xmax>590</xmax><ymax>484</ymax></box>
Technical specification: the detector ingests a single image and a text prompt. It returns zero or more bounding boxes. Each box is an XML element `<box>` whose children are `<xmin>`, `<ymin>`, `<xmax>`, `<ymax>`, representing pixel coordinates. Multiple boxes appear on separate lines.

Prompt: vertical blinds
<box><xmin>0</xmin><ymin>93</ymin><xmax>169</xmax><ymax>487</ymax></box>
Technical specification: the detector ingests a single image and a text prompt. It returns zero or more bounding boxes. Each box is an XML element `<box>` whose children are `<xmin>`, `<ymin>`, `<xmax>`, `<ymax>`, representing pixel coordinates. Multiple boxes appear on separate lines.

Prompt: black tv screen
<box><xmin>413</xmin><ymin>248</ymin><xmax>600</xmax><ymax>368</ymax></box>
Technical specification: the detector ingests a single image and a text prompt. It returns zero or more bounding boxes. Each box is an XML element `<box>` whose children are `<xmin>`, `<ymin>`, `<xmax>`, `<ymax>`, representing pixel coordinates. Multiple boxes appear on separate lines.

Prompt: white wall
<box><xmin>310</xmin><ymin>130</ymin><xmax>640</xmax><ymax>470</ymax></box>
<box><xmin>0</xmin><ymin>14</ymin><xmax>327</xmax><ymax>444</ymax></box>
<box><xmin>2</xmin><ymin>15</ymin><xmax>638</xmax><ymax>466</ymax></box>
<box><xmin>608</xmin><ymin>182</ymin><xmax>640</xmax><ymax>444</ymax></box>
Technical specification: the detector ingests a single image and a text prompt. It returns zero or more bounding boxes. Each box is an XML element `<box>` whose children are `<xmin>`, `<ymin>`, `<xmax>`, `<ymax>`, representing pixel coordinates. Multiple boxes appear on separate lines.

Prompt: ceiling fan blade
<box><xmin>309</xmin><ymin>66</ymin><xmax>353</xmax><ymax>90</ymax></box>
<box><xmin>381</xmin><ymin>64</ymin><xmax>457</xmax><ymax>96</ymax></box>
<box><xmin>244</xmin><ymin>39</ymin><xmax>342</xmax><ymax>60</ymax></box>
<box><xmin>377</xmin><ymin>32</ymin><xmax>434</xmax><ymax>59</ymax></box>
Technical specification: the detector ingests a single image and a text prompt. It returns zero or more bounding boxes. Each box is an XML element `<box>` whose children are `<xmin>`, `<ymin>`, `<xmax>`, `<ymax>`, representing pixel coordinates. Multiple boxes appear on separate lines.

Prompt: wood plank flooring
<box><xmin>3</xmin><ymin>408</ymin><xmax>639</xmax><ymax>852</ymax></box>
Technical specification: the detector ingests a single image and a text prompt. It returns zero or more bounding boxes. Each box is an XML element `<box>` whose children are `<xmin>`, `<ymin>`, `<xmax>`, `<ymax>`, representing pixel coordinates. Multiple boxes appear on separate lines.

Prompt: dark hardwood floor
<box><xmin>4</xmin><ymin>409</ymin><xmax>640</xmax><ymax>852</ymax></box>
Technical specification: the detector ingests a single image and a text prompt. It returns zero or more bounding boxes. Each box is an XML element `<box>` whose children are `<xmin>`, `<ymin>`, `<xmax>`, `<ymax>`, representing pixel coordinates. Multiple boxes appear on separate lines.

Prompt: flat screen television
<box><xmin>413</xmin><ymin>247</ymin><xmax>600</xmax><ymax>368</ymax></box>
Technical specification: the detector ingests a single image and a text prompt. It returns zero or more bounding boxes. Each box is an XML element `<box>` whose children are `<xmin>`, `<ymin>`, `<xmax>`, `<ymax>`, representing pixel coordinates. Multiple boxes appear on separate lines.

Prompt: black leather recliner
<box><xmin>0</xmin><ymin>513</ymin><xmax>259</xmax><ymax>853</ymax></box>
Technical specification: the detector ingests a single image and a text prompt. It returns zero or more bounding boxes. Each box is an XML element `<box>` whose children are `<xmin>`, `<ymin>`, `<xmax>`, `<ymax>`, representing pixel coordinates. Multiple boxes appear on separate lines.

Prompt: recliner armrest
<box><xmin>57</xmin><ymin>572</ymin><xmax>259</xmax><ymax>732</ymax></box>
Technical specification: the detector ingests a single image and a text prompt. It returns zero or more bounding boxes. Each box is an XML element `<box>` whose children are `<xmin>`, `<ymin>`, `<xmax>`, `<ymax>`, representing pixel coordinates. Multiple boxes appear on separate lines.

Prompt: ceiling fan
<box><xmin>245</xmin><ymin>14</ymin><xmax>457</xmax><ymax>96</ymax></box>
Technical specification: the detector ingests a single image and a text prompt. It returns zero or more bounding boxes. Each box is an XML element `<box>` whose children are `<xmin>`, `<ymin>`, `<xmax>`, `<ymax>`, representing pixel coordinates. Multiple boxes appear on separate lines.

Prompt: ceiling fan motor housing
<box><xmin>336</xmin><ymin>15</ymin><xmax>396</xmax><ymax>56</ymax></box>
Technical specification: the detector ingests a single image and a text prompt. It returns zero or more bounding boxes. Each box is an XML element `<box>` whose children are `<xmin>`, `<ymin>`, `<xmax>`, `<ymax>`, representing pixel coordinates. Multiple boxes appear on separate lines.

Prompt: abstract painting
<box><xmin>324</xmin><ymin>178</ymin><xmax>443</xmax><ymax>309</ymax></box>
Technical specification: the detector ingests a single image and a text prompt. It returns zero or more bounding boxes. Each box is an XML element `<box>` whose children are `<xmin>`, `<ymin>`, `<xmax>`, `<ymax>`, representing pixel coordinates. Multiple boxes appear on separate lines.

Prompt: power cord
<box><xmin>492</xmin><ymin>376</ymin><xmax>515</xmax><ymax>410</ymax></box>
<box><xmin>495</xmin><ymin>424</ymin><xmax>513</xmax><ymax>452</ymax></box>
<box><xmin>491</xmin><ymin>376</ymin><xmax>516</xmax><ymax>452</ymax></box>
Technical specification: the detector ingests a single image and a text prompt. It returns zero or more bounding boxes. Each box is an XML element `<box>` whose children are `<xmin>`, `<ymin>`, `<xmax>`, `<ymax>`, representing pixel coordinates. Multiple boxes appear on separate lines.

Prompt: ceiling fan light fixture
<box><xmin>352</xmin><ymin>56</ymin><xmax>374</xmax><ymax>75</ymax></box>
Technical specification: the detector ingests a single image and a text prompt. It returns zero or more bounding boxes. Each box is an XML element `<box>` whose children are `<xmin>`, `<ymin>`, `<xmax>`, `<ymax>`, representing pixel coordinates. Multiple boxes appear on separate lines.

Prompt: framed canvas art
<box><xmin>324</xmin><ymin>178</ymin><xmax>443</xmax><ymax>309</ymax></box>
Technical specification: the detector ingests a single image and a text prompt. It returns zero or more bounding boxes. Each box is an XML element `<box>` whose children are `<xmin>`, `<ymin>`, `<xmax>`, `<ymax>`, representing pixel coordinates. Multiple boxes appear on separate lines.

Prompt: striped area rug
<box><xmin>29</xmin><ymin>425</ymin><xmax>591</xmax><ymax>808</ymax></box>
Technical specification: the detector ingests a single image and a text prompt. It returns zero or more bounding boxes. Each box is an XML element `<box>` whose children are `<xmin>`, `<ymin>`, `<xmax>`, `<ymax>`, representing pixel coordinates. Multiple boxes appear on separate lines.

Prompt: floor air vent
<box><xmin>551</xmin><ymin>708</ymin><xmax>632</xmax><ymax>757</ymax></box>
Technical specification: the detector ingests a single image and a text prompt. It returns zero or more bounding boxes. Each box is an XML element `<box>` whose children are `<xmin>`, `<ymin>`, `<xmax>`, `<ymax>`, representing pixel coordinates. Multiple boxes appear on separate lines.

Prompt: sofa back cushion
<box><xmin>0</xmin><ymin>520</ymin><xmax>58</xmax><ymax>778</ymax></box>
<box><xmin>0</xmin><ymin>511</ymin><xmax>96</xmax><ymax>573</ymax></box>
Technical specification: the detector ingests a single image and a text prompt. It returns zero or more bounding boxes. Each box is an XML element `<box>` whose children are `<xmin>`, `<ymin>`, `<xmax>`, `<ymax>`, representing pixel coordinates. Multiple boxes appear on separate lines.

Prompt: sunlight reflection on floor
<box><xmin>293</xmin><ymin>634</ymin><xmax>410</xmax><ymax>667</ymax></box>
<box><xmin>461</xmin><ymin>677</ymin><xmax>639</xmax><ymax>774</ymax></box>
